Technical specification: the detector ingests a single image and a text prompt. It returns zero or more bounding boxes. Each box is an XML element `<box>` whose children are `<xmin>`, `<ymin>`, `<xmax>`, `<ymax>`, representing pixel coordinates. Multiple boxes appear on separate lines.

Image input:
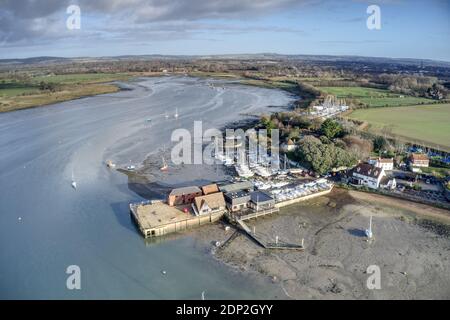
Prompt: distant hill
<box><xmin>1</xmin><ymin>54</ymin><xmax>449</xmax><ymax>68</ymax></box>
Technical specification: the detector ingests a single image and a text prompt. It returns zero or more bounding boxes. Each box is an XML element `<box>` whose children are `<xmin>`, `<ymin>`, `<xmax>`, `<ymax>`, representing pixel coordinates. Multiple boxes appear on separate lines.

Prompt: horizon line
<box><xmin>2</xmin><ymin>53</ymin><xmax>450</xmax><ymax>64</ymax></box>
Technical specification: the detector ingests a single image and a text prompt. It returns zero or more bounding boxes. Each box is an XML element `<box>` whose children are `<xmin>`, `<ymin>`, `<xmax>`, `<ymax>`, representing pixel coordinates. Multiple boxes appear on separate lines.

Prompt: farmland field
<box><xmin>0</xmin><ymin>73</ymin><xmax>132</xmax><ymax>112</ymax></box>
<box><xmin>0</xmin><ymin>82</ymin><xmax>40</xmax><ymax>97</ymax></box>
<box><xmin>348</xmin><ymin>104</ymin><xmax>450</xmax><ymax>149</ymax></box>
<box><xmin>31</xmin><ymin>73</ymin><xmax>131</xmax><ymax>84</ymax></box>
<box><xmin>320</xmin><ymin>86</ymin><xmax>432</xmax><ymax>107</ymax></box>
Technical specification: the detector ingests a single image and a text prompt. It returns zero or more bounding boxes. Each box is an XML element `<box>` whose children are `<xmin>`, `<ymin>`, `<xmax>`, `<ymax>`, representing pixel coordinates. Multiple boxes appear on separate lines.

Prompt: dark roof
<box><xmin>219</xmin><ymin>181</ymin><xmax>254</xmax><ymax>193</ymax></box>
<box><xmin>352</xmin><ymin>163</ymin><xmax>383</xmax><ymax>179</ymax></box>
<box><xmin>169</xmin><ymin>186</ymin><xmax>202</xmax><ymax>196</ymax></box>
<box><xmin>250</xmin><ymin>191</ymin><xmax>274</xmax><ymax>203</ymax></box>
<box><xmin>224</xmin><ymin>191</ymin><xmax>250</xmax><ymax>199</ymax></box>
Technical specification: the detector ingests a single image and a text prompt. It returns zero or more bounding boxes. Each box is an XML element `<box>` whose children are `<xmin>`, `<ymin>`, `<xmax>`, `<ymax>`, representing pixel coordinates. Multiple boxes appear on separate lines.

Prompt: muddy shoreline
<box><xmin>192</xmin><ymin>189</ymin><xmax>450</xmax><ymax>299</ymax></box>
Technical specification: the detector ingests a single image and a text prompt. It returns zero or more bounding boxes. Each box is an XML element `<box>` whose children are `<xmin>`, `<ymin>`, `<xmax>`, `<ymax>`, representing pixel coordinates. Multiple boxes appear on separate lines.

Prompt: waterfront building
<box><xmin>194</xmin><ymin>192</ymin><xmax>226</xmax><ymax>215</ymax></box>
<box><xmin>201</xmin><ymin>183</ymin><xmax>219</xmax><ymax>195</ymax></box>
<box><xmin>248</xmin><ymin>191</ymin><xmax>275</xmax><ymax>211</ymax></box>
<box><xmin>351</xmin><ymin>163</ymin><xmax>386</xmax><ymax>189</ymax></box>
<box><xmin>224</xmin><ymin>191</ymin><xmax>251</xmax><ymax>212</ymax></box>
<box><xmin>168</xmin><ymin>186</ymin><xmax>203</xmax><ymax>206</ymax></box>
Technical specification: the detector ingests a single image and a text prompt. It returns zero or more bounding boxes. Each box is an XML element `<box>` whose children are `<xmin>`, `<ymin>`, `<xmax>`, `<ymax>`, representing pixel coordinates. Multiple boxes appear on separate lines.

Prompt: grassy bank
<box><xmin>0</xmin><ymin>73</ymin><xmax>133</xmax><ymax>113</ymax></box>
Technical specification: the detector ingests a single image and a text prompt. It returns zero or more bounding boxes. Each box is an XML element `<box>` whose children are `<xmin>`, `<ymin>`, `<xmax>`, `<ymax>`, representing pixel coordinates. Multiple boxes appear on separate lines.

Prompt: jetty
<box><xmin>229</xmin><ymin>207</ymin><xmax>304</xmax><ymax>250</ymax></box>
<box><xmin>130</xmin><ymin>200</ymin><xmax>224</xmax><ymax>238</ymax></box>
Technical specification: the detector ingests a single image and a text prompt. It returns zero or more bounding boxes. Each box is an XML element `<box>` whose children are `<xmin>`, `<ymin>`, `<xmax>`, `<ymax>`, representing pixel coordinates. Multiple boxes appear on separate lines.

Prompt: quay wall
<box><xmin>130</xmin><ymin>206</ymin><xmax>225</xmax><ymax>238</ymax></box>
<box><xmin>274</xmin><ymin>187</ymin><xmax>333</xmax><ymax>208</ymax></box>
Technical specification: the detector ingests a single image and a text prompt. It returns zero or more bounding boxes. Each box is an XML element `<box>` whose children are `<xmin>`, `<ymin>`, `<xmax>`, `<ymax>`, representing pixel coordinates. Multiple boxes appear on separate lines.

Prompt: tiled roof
<box><xmin>194</xmin><ymin>192</ymin><xmax>225</xmax><ymax>211</ymax></box>
<box><xmin>169</xmin><ymin>186</ymin><xmax>202</xmax><ymax>196</ymax></box>
<box><xmin>201</xmin><ymin>184</ymin><xmax>219</xmax><ymax>195</ymax></box>
<box><xmin>378</xmin><ymin>158</ymin><xmax>393</xmax><ymax>164</ymax></box>
<box><xmin>410</xmin><ymin>153</ymin><xmax>429</xmax><ymax>161</ymax></box>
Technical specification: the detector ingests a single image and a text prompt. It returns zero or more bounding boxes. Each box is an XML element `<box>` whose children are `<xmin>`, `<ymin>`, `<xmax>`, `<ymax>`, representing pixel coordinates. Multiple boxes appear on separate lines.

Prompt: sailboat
<box><xmin>71</xmin><ymin>170</ymin><xmax>77</xmax><ymax>190</ymax></box>
<box><xmin>165</xmin><ymin>111</ymin><xmax>169</xmax><ymax>119</ymax></box>
<box><xmin>174</xmin><ymin>108</ymin><xmax>179</xmax><ymax>119</ymax></box>
<box><xmin>160</xmin><ymin>156</ymin><xmax>168</xmax><ymax>171</ymax></box>
<box><xmin>365</xmin><ymin>215</ymin><xmax>373</xmax><ymax>239</ymax></box>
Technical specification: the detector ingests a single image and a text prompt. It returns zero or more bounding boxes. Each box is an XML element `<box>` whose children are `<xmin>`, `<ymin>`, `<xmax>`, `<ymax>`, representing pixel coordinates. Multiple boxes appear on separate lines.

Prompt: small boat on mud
<box><xmin>160</xmin><ymin>156</ymin><xmax>168</xmax><ymax>171</ymax></box>
<box><xmin>71</xmin><ymin>170</ymin><xmax>77</xmax><ymax>190</ymax></box>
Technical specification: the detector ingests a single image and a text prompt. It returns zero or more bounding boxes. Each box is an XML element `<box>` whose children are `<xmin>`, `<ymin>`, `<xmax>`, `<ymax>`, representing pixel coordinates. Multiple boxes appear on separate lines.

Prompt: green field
<box><xmin>348</xmin><ymin>104</ymin><xmax>450</xmax><ymax>149</ymax></box>
<box><xmin>31</xmin><ymin>73</ymin><xmax>131</xmax><ymax>84</ymax></box>
<box><xmin>0</xmin><ymin>82</ymin><xmax>39</xmax><ymax>97</ymax></box>
<box><xmin>320</xmin><ymin>86</ymin><xmax>432</xmax><ymax>107</ymax></box>
<box><xmin>0</xmin><ymin>73</ymin><xmax>133</xmax><ymax>112</ymax></box>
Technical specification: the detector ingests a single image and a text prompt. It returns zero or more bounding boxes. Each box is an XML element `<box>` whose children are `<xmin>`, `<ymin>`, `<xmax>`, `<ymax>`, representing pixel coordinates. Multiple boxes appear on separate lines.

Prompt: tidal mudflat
<box><xmin>194</xmin><ymin>189</ymin><xmax>450</xmax><ymax>299</ymax></box>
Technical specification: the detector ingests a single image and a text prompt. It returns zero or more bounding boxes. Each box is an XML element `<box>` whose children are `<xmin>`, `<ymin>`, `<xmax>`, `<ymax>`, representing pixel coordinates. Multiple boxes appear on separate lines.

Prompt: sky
<box><xmin>0</xmin><ymin>0</ymin><xmax>449</xmax><ymax>61</ymax></box>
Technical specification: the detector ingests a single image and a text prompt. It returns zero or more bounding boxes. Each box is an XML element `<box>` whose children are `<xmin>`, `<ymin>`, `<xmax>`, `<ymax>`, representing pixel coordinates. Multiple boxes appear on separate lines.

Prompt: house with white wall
<box><xmin>351</xmin><ymin>163</ymin><xmax>386</xmax><ymax>189</ymax></box>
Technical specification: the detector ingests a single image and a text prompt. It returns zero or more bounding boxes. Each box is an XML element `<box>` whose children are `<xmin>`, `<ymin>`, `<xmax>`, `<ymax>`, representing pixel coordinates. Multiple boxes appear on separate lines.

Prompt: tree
<box><xmin>342</xmin><ymin>135</ymin><xmax>373</xmax><ymax>160</ymax></box>
<box><xmin>296</xmin><ymin>135</ymin><xmax>357</xmax><ymax>174</ymax></box>
<box><xmin>321</xmin><ymin>119</ymin><xmax>343</xmax><ymax>139</ymax></box>
<box><xmin>373</xmin><ymin>136</ymin><xmax>388</xmax><ymax>153</ymax></box>
<box><xmin>39</xmin><ymin>81</ymin><xmax>56</xmax><ymax>92</ymax></box>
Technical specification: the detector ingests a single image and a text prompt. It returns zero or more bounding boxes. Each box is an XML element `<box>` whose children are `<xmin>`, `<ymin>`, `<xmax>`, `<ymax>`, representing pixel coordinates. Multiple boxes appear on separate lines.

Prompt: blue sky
<box><xmin>1</xmin><ymin>0</ymin><xmax>449</xmax><ymax>60</ymax></box>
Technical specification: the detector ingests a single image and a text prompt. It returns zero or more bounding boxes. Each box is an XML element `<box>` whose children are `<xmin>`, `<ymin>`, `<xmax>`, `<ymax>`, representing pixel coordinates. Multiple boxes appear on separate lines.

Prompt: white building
<box><xmin>380</xmin><ymin>177</ymin><xmax>397</xmax><ymax>190</ymax></box>
<box><xmin>351</xmin><ymin>163</ymin><xmax>386</xmax><ymax>189</ymax></box>
<box><xmin>376</xmin><ymin>158</ymin><xmax>394</xmax><ymax>171</ymax></box>
<box><xmin>368</xmin><ymin>157</ymin><xmax>394</xmax><ymax>171</ymax></box>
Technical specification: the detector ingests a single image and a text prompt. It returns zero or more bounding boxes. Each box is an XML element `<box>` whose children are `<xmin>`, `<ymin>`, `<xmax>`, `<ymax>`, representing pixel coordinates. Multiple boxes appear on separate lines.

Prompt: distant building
<box><xmin>224</xmin><ymin>191</ymin><xmax>251</xmax><ymax>212</ymax></box>
<box><xmin>248</xmin><ymin>191</ymin><xmax>275</xmax><ymax>211</ymax></box>
<box><xmin>168</xmin><ymin>186</ymin><xmax>203</xmax><ymax>206</ymax></box>
<box><xmin>351</xmin><ymin>163</ymin><xmax>386</xmax><ymax>189</ymax></box>
<box><xmin>194</xmin><ymin>192</ymin><xmax>226</xmax><ymax>215</ymax></box>
<box><xmin>201</xmin><ymin>183</ymin><xmax>219</xmax><ymax>195</ymax></box>
<box><xmin>409</xmin><ymin>153</ymin><xmax>429</xmax><ymax>168</ymax></box>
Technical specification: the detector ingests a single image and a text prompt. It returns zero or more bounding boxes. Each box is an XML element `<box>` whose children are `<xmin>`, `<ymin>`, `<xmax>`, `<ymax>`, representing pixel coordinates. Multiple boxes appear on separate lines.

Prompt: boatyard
<box><xmin>129</xmin><ymin>160</ymin><xmax>334</xmax><ymax>246</ymax></box>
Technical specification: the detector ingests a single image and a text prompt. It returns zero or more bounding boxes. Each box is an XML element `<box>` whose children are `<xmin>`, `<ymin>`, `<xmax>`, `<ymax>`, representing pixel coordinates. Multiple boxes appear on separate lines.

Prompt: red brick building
<box><xmin>168</xmin><ymin>186</ymin><xmax>202</xmax><ymax>206</ymax></box>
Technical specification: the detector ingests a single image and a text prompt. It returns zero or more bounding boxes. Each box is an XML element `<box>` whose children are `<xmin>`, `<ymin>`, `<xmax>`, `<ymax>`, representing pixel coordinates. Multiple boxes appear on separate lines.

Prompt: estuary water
<box><xmin>0</xmin><ymin>76</ymin><xmax>295</xmax><ymax>299</ymax></box>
